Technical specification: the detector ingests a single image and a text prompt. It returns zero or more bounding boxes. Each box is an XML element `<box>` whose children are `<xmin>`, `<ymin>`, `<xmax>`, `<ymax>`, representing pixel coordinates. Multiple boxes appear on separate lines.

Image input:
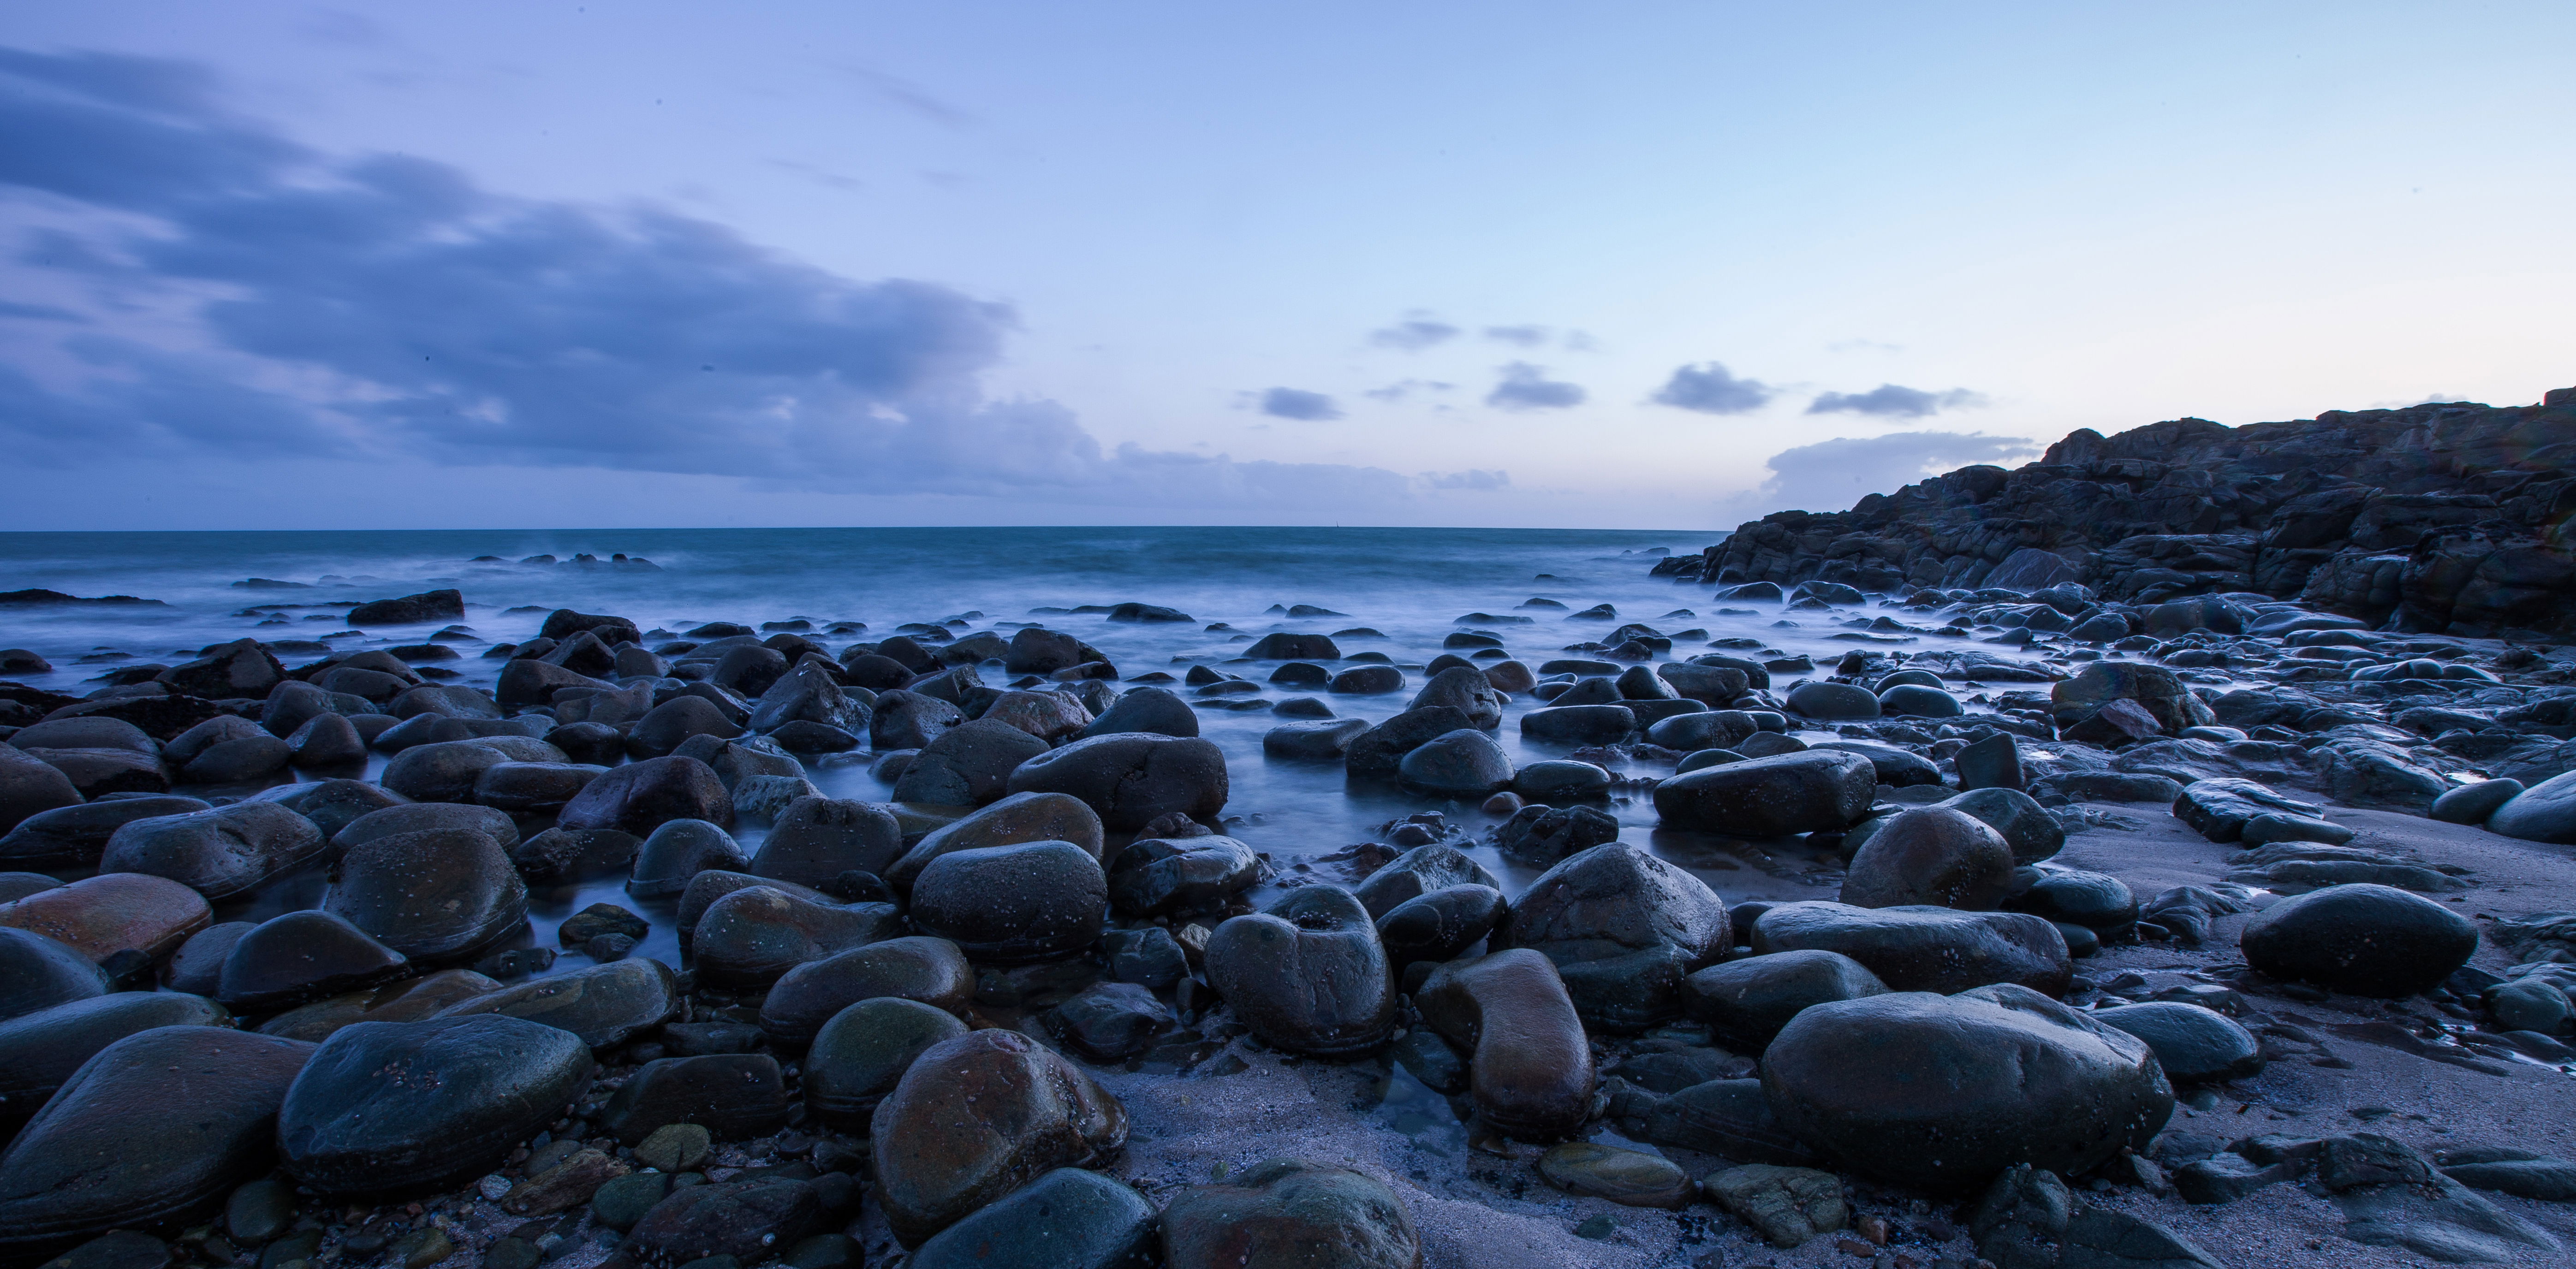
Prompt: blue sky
<box><xmin>1</xmin><ymin>2</ymin><xmax>2570</xmax><ymax>530</ymax></box>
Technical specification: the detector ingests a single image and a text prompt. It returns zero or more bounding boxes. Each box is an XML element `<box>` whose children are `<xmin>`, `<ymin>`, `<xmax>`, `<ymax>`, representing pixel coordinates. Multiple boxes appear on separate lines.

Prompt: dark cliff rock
<box><xmin>1655</xmin><ymin>387</ymin><xmax>2576</xmax><ymax>634</ymax></box>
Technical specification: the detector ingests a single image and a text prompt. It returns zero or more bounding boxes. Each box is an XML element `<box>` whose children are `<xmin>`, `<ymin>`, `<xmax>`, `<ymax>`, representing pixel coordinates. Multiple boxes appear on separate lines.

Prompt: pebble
<box><xmin>1535</xmin><ymin>1143</ymin><xmax>1693</xmax><ymax>1207</ymax></box>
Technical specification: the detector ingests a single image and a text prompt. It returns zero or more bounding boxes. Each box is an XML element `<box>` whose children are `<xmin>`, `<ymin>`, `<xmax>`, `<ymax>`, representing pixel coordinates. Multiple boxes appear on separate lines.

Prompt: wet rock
<box><xmin>1205</xmin><ymin>886</ymin><xmax>1397</xmax><ymax>1056</ymax></box>
<box><xmin>1536</xmin><ymin>1143</ymin><xmax>1690</xmax><ymax>1208</ymax></box>
<box><xmin>97</xmin><ymin>801</ymin><xmax>325</xmax><ymax>901</ymax></box>
<box><xmin>1416</xmin><ymin>949</ymin><xmax>1594</xmax><ymax>1140</ymax></box>
<box><xmin>803</xmin><ymin>997</ymin><xmax>968</xmax><ymax>1131</ymax></box>
<box><xmin>0</xmin><ymin>795</ymin><xmax>209</xmax><ymax>868</ymax></box>
<box><xmin>0</xmin><ymin>1027</ymin><xmax>314</xmax><ymax>1257</ymax></box>
<box><xmin>1936</xmin><ymin>787</ymin><xmax>2064</xmax><ymax>864</ymax></box>
<box><xmin>907</xmin><ymin>1167</ymin><xmax>1159</xmax><ymax>1269</ymax></box>
<box><xmin>1516</xmin><ymin>704</ymin><xmax>1636</xmax><ymax>746</ymax></box>
<box><xmin>980</xmin><ymin>689</ymin><xmax>1095</xmax><ymax>742</ymax></box>
<box><xmin>277</xmin><ymin>1014</ymin><xmax>591</xmax><ymax>1196</ymax></box>
<box><xmin>2029</xmin><ymin>770</ymin><xmax>2184</xmax><ymax>804</ymax></box>
<box><xmin>1373</xmin><ymin>884</ymin><xmax>1505</xmax><ymax>968</ymax></box>
<box><xmin>2093</xmin><ymin>1002</ymin><xmax>2262</xmax><ymax>1084</ymax></box>
<box><xmin>1840</xmin><ymin>807</ymin><xmax>2014</xmax><ymax>910</ymax></box>
<box><xmin>1652</xmin><ymin>750</ymin><xmax>1876</xmax><ymax>838</ymax></box>
<box><xmin>1751</xmin><ymin>901</ymin><xmax>2072</xmax><ymax>996</ymax></box>
<box><xmin>911</xmin><ymin>841</ymin><xmax>1106</xmax><ymax>964</ymax></box>
<box><xmin>1160</xmin><ymin>1160</ymin><xmax>1419</xmax><ymax>1269</ymax></box>
<box><xmin>1630</xmin><ymin>1079</ymin><xmax>1815</xmax><ymax>1166</ymax></box>
<box><xmin>381</xmin><ymin>739</ymin><xmax>524</xmax><ymax>803</ymax></box>
<box><xmin>250</xmin><ymin>779</ymin><xmax>397</xmax><ymax>840</ymax></box>
<box><xmin>2050</xmin><ymin>662</ymin><xmax>2213</xmax><ymax>734</ymax></box>
<box><xmin>434</xmin><ymin>958</ymin><xmax>680</xmax><ymax>1050</ymax></box>
<box><xmin>1681</xmin><ymin>949</ymin><xmax>1889</xmax><ymax>1052</ymax></box>
<box><xmin>1107</xmin><ymin>834</ymin><xmax>1258</xmax><ymax>916</ymax></box>
<box><xmin>1786</xmin><ymin>682</ymin><xmax>1880</xmax><ymax>721</ymax></box>
<box><xmin>870</xmin><ymin>690</ymin><xmax>963</xmax><ymax>750</ymax></box>
<box><xmin>1703</xmin><ymin>1164</ymin><xmax>1849</xmax><ymax>1248</ymax></box>
<box><xmin>472</xmin><ymin>762</ymin><xmax>605</xmax><ymax>814</ymax></box>
<box><xmin>1350</xmin><ymin>844</ymin><xmax>1499</xmax><ymax>918</ymax></box>
<box><xmin>750</xmin><ymin>797</ymin><xmax>904</xmax><ymax>889</ymax></box>
<box><xmin>1329</xmin><ymin>665</ymin><xmax>1404</xmax><ymax>694</ymax></box>
<box><xmin>557</xmin><ymin>755</ymin><xmax>733</xmax><ymax>836</ymax></box>
<box><xmin>0</xmin><ymin>871</ymin><xmax>209</xmax><ymax>962</ymax></box>
<box><xmin>168</xmin><ymin>717</ymin><xmax>292</xmax><ymax>784</ymax></box>
<box><xmin>885</xmin><ymin>791</ymin><xmax>1105</xmax><ymax>892</ymax></box>
<box><xmin>159</xmin><ymin>638</ymin><xmax>289</xmax><ymax>699</ymax></box>
<box><xmin>500</xmin><ymin>1145</ymin><xmax>628</xmax><ymax>1218</ymax></box>
<box><xmin>2170</xmin><ymin>777</ymin><xmax>2323</xmax><ymax>843</ymax></box>
<box><xmin>890</xmin><ymin>719</ymin><xmax>1048</xmax><ymax>806</ymax></box>
<box><xmin>284</xmin><ymin>713</ymin><xmax>366</xmax><ymax>768</ymax></box>
<box><xmin>759</xmin><ymin>936</ymin><xmax>976</xmax><ymax>1046</ymax></box>
<box><xmin>621</xmin><ymin>1176</ymin><xmax>824</xmax><ymax>1266</ymax></box>
<box><xmin>0</xmin><ymin>992</ymin><xmax>232</xmax><ymax>1137</ymax></box>
<box><xmin>2320</xmin><ymin>1133</ymin><xmax>2561</xmax><ymax>1262</ymax></box>
<box><xmin>1396</xmin><ymin>729</ymin><xmax>1514</xmax><ymax>797</ymax></box>
<box><xmin>158</xmin><ymin>922</ymin><xmax>249</xmax><ymax>996</ymax></box>
<box><xmin>1643</xmin><ymin>710</ymin><xmax>1755</xmax><ymax>753</ymax></box>
<box><xmin>1493</xmin><ymin>802</ymin><xmax>1619</xmax><ymax>867</ymax></box>
<box><xmin>1500</xmin><ymin>843</ymin><xmax>1730</xmax><ymax>1031</ymax></box>
<box><xmin>2488</xmin><ymin>769</ymin><xmax>2576</xmax><ymax>844</ymax></box>
<box><xmin>1970</xmin><ymin>1165</ymin><xmax>2222</xmax><ymax>1269</ymax></box>
<box><xmin>2430</xmin><ymin>778</ymin><xmax>2522</xmax><ymax>825</ymax></box>
<box><xmin>693</xmin><ymin>886</ymin><xmax>903</xmax><ymax>985</ymax></box>
<box><xmin>749</xmin><ymin>660</ymin><xmax>868</xmax><ymax>735</ymax></box>
<box><xmin>1047</xmin><ymin>981</ymin><xmax>1176</xmax><ymax>1061</ymax></box>
<box><xmin>1080</xmin><ymin>685</ymin><xmax>1200</xmax><ymax>739</ymax></box>
<box><xmin>628</xmin><ymin>819</ymin><xmax>751</xmax><ymax>898</ymax></box>
<box><xmin>2240</xmin><ymin>883</ymin><xmax>2475</xmax><ymax>996</ymax></box>
<box><xmin>333</xmin><ymin>802</ymin><xmax>518</xmax><ymax>852</ymax></box>
<box><xmin>217</xmin><ymin>910</ymin><xmax>406</xmax><ymax>1013</ymax></box>
<box><xmin>1406</xmin><ymin>666</ymin><xmax>1505</xmax><ymax>729</ymax></box>
<box><xmin>2009</xmin><ymin>870</ymin><xmax>2137</xmax><ymax>935</ymax></box>
<box><xmin>1004</xmin><ymin>733</ymin><xmax>1227</xmax><ymax>831</ymax></box>
<box><xmin>511</xmin><ymin>828</ymin><xmax>642</xmax><ymax>883</ymax></box>
<box><xmin>253</xmin><ymin>968</ymin><xmax>500</xmax><ymax>1044</ymax></box>
<box><xmin>869</xmin><ymin>1029</ymin><xmax>1129</xmax><ymax>1246</ymax></box>
<box><xmin>1766</xmin><ymin>984</ymin><xmax>2171</xmax><ymax>1193</ymax></box>
<box><xmin>599</xmin><ymin>1053</ymin><xmax>787</xmax><ymax>1144</ymax></box>
<box><xmin>326</xmin><ymin>828</ymin><xmax>529</xmax><ymax>964</ymax></box>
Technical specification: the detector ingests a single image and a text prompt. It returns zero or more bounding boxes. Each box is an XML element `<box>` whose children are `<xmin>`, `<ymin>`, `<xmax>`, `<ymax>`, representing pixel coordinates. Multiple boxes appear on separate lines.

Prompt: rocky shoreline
<box><xmin>1656</xmin><ymin>386</ymin><xmax>2576</xmax><ymax>638</ymax></box>
<box><xmin>1</xmin><ymin>484</ymin><xmax>2575</xmax><ymax>1268</ymax></box>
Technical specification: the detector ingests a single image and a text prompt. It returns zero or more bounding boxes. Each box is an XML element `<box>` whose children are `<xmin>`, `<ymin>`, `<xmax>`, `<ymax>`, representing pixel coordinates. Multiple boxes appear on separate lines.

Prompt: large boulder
<box><xmin>277</xmin><ymin>1015</ymin><xmax>595</xmax><ymax>1196</ymax></box>
<box><xmin>1499</xmin><ymin>843</ymin><xmax>1730</xmax><ymax>1031</ymax></box>
<box><xmin>749</xmin><ymin>797</ymin><xmax>904</xmax><ymax>888</ymax></box>
<box><xmin>909</xmin><ymin>1167</ymin><xmax>1158</xmax><ymax>1269</ymax></box>
<box><xmin>0</xmin><ymin>871</ymin><xmax>211</xmax><ymax>962</ymax></box>
<box><xmin>2240</xmin><ymin>884</ymin><xmax>2476</xmax><ymax>997</ymax></box>
<box><xmin>884</xmin><ymin>791</ymin><xmax>1105</xmax><ymax>893</ymax></box>
<box><xmin>0</xmin><ymin>1026</ymin><xmax>315</xmax><ymax>1259</ymax></box>
<box><xmin>1839</xmin><ymin>807</ymin><xmax>2014</xmax><ymax>910</ymax></box>
<box><xmin>910</xmin><ymin>842</ymin><xmax>1107</xmax><ymax>964</ymax></box>
<box><xmin>1763</xmin><ymin>984</ymin><xmax>2174</xmax><ymax>1193</ymax></box>
<box><xmin>156</xmin><ymin>639</ymin><xmax>288</xmax><ymax>700</ymax></box>
<box><xmin>1205</xmin><ymin>887</ymin><xmax>1397</xmax><ymax>1056</ymax></box>
<box><xmin>2488</xmin><ymin>769</ymin><xmax>2576</xmax><ymax>844</ymax></box>
<box><xmin>1406</xmin><ymin>666</ymin><xmax>1505</xmax><ymax>729</ymax></box>
<box><xmin>1682</xmin><ymin>949</ymin><xmax>1890</xmax><ymax>1052</ymax></box>
<box><xmin>1396</xmin><ymin>729</ymin><xmax>1514</xmax><ymax>797</ymax></box>
<box><xmin>1003</xmin><ymin>734</ymin><xmax>1226</xmax><ymax>830</ymax></box>
<box><xmin>0</xmin><ymin>929</ymin><xmax>109</xmax><ymax>1021</ymax></box>
<box><xmin>2049</xmin><ymin>662</ymin><xmax>2213</xmax><ymax>734</ymax></box>
<box><xmin>1751</xmin><ymin>901</ymin><xmax>2072</xmax><ymax>996</ymax></box>
<box><xmin>1653</xmin><ymin>750</ymin><xmax>1875</xmax><ymax>838</ymax></box>
<box><xmin>869</xmin><ymin>1029</ymin><xmax>1129</xmax><ymax>1246</ymax></box>
<box><xmin>324</xmin><ymin>828</ymin><xmax>529</xmax><ymax>964</ymax></box>
<box><xmin>759</xmin><ymin>936</ymin><xmax>976</xmax><ymax>1046</ymax></box>
<box><xmin>97</xmin><ymin>801</ymin><xmax>326</xmax><ymax>901</ymax></box>
<box><xmin>1413</xmin><ymin>949</ymin><xmax>1593</xmax><ymax>1141</ymax></box>
<box><xmin>0</xmin><ymin>795</ymin><xmax>209</xmax><ymax>868</ymax></box>
<box><xmin>558</xmin><ymin>756</ymin><xmax>733</xmax><ymax>835</ymax></box>
<box><xmin>890</xmin><ymin>719</ymin><xmax>1049</xmax><ymax>806</ymax></box>
<box><xmin>1078</xmin><ymin>686</ymin><xmax>1199</xmax><ymax>740</ymax></box>
<box><xmin>347</xmin><ymin>590</ymin><xmax>465</xmax><ymax>627</ymax></box>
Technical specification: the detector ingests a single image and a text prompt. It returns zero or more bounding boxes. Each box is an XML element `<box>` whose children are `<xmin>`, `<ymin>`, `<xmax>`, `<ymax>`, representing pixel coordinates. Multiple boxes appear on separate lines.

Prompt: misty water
<box><xmin>0</xmin><ymin>526</ymin><xmax>2053</xmax><ymax>984</ymax></box>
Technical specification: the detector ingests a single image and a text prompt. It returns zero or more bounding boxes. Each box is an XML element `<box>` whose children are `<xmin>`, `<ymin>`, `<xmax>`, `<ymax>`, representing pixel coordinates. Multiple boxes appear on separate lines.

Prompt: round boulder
<box><xmin>1003</xmin><ymin>734</ymin><xmax>1227</xmax><ymax>831</ymax></box>
<box><xmin>2239</xmin><ymin>883</ymin><xmax>2476</xmax><ymax>997</ymax></box>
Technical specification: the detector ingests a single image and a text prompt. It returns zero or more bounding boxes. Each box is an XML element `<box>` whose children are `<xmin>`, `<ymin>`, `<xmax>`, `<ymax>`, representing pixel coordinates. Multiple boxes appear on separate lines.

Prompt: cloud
<box><xmin>0</xmin><ymin>300</ymin><xmax>80</xmax><ymax>320</ymax></box>
<box><xmin>1421</xmin><ymin>468</ymin><xmax>1509</xmax><ymax>491</ymax></box>
<box><xmin>832</xmin><ymin>64</ymin><xmax>978</xmax><ymax>130</ymax></box>
<box><xmin>1362</xmin><ymin>378</ymin><xmax>1453</xmax><ymax>402</ymax></box>
<box><xmin>1650</xmin><ymin>361</ymin><xmax>1772</xmax><ymax>415</ymax></box>
<box><xmin>1483</xmin><ymin>324</ymin><xmax>1548</xmax><ymax>347</ymax></box>
<box><xmin>1806</xmin><ymin>383</ymin><xmax>1987</xmax><ymax>417</ymax></box>
<box><xmin>0</xmin><ymin>48</ymin><xmax>1418</xmax><ymax>510</ymax></box>
<box><xmin>1743</xmin><ymin>431</ymin><xmax>2038</xmax><ymax>515</ymax></box>
<box><xmin>1485</xmin><ymin>362</ymin><xmax>1585</xmax><ymax>412</ymax></box>
<box><xmin>1367</xmin><ymin>313</ymin><xmax>1459</xmax><ymax>351</ymax></box>
<box><xmin>1253</xmin><ymin>387</ymin><xmax>1342</xmax><ymax>421</ymax></box>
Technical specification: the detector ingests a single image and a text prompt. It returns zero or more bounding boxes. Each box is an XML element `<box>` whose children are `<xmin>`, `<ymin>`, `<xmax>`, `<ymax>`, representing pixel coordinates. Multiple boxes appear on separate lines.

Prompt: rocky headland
<box><xmin>1658</xmin><ymin>386</ymin><xmax>2576</xmax><ymax>637</ymax></box>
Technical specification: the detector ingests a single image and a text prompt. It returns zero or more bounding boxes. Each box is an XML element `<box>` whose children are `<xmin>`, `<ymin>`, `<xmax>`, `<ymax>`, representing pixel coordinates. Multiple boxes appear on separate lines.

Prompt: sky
<box><xmin>0</xmin><ymin>2</ymin><xmax>2570</xmax><ymax>532</ymax></box>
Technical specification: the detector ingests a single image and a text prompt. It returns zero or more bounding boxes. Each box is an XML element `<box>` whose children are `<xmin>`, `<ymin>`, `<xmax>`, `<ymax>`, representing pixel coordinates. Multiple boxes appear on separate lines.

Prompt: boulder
<box><xmin>890</xmin><ymin>719</ymin><xmax>1049</xmax><ymax>806</ymax></box>
<box><xmin>1839</xmin><ymin>807</ymin><xmax>2014</xmax><ymax>910</ymax></box>
<box><xmin>1751</xmin><ymin>901</ymin><xmax>2072</xmax><ymax>996</ymax></box>
<box><xmin>217</xmin><ymin>911</ymin><xmax>406</xmax><ymax>1013</ymax></box>
<box><xmin>2240</xmin><ymin>883</ymin><xmax>2476</xmax><ymax>996</ymax></box>
<box><xmin>276</xmin><ymin>1014</ymin><xmax>591</xmax><ymax>1196</ymax></box>
<box><xmin>433</xmin><ymin>958</ymin><xmax>680</xmax><ymax>1050</ymax></box>
<box><xmin>97</xmin><ymin>801</ymin><xmax>325</xmax><ymax>901</ymax></box>
<box><xmin>1414</xmin><ymin>949</ymin><xmax>1593</xmax><ymax>1140</ymax></box>
<box><xmin>0</xmin><ymin>993</ymin><xmax>232</xmax><ymax>1139</ymax></box>
<box><xmin>749</xmin><ymin>797</ymin><xmax>904</xmax><ymax>888</ymax></box>
<box><xmin>1763</xmin><ymin>984</ymin><xmax>2173</xmax><ymax>1193</ymax></box>
<box><xmin>1079</xmin><ymin>686</ymin><xmax>1199</xmax><ymax>739</ymax></box>
<box><xmin>325</xmin><ymin>828</ymin><xmax>529</xmax><ymax>964</ymax></box>
<box><xmin>0</xmin><ymin>871</ymin><xmax>210</xmax><ymax>962</ymax></box>
<box><xmin>759</xmin><ymin>936</ymin><xmax>976</xmax><ymax>1047</ymax></box>
<box><xmin>1653</xmin><ymin>750</ymin><xmax>1875</xmax><ymax>838</ymax></box>
<box><xmin>884</xmin><ymin>791</ymin><xmax>1105</xmax><ymax>892</ymax></box>
<box><xmin>558</xmin><ymin>756</ymin><xmax>733</xmax><ymax>835</ymax></box>
<box><xmin>869</xmin><ymin>1030</ymin><xmax>1129</xmax><ymax>1245</ymax></box>
<box><xmin>1160</xmin><ymin>1160</ymin><xmax>1420</xmax><ymax>1269</ymax></box>
<box><xmin>0</xmin><ymin>795</ymin><xmax>209</xmax><ymax>868</ymax></box>
<box><xmin>1395</xmin><ymin>729</ymin><xmax>1514</xmax><ymax>797</ymax></box>
<box><xmin>1500</xmin><ymin>843</ymin><xmax>1730</xmax><ymax>1030</ymax></box>
<box><xmin>2092</xmin><ymin>1002</ymin><xmax>2263</xmax><ymax>1084</ymax></box>
<box><xmin>802</xmin><ymin>997</ymin><xmax>968</xmax><ymax>1132</ymax></box>
<box><xmin>908</xmin><ymin>1168</ymin><xmax>1158</xmax><ymax>1269</ymax></box>
<box><xmin>691</xmin><ymin>886</ymin><xmax>903</xmax><ymax>985</ymax></box>
<box><xmin>910</xmin><ymin>841</ymin><xmax>1107</xmax><ymax>964</ymax></box>
<box><xmin>1205</xmin><ymin>887</ymin><xmax>1397</xmax><ymax>1056</ymax></box>
<box><xmin>1003</xmin><ymin>734</ymin><xmax>1227</xmax><ymax>830</ymax></box>
<box><xmin>1107</xmin><ymin>834</ymin><xmax>1259</xmax><ymax>917</ymax></box>
<box><xmin>1681</xmin><ymin>949</ymin><xmax>1889</xmax><ymax>1052</ymax></box>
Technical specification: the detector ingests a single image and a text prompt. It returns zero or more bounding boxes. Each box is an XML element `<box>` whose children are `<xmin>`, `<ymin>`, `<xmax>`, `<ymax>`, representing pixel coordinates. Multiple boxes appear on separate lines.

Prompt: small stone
<box><xmin>223</xmin><ymin>1176</ymin><xmax>297</xmax><ymax>1245</ymax></box>
<box><xmin>591</xmin><ymin>1173</ymin><xmax>673</xmax><ymax>1232</ymax></box>
<box><xmin>1703</xmin><ymin>1164</ymin><xmax>1849</xmax><ymax>1248</ymax></box>
<box><xmin>1536</xmin><ymin>1143</ymin><xmax>1693</xmax><ymax>1208</ymax></box>
<box><xmin>636</xmin><ymin>1122</ymin><xmax>715</xmax><ymax>1173</ymax></box>
<box><xmin>388</xmin><ymin>1227</ymin><xmax>451</xmax><ymax>1269</ymax></box>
